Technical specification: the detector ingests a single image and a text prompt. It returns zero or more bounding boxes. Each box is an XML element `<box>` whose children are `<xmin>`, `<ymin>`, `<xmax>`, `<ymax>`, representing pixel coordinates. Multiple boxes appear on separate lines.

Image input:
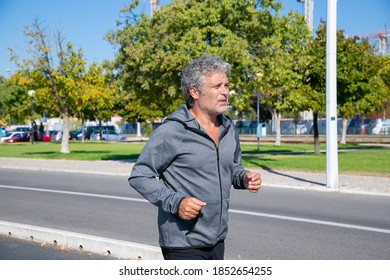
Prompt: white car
<box><xmin>90</xmin><ymin>130</ymin><xmax>127</xmax><ymax>141</ymax></box>
<box><xmin>381</xmin><ymin>119</ymin><xmax>390</xmax><ymax>135</ymax></box>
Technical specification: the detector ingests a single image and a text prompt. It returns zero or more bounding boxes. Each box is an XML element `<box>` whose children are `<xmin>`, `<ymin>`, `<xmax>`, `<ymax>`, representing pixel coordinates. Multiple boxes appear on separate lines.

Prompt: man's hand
<box><xmin>178</xmin><ymin>197</ymin><xmax>206</xmax><ymax>221</ymax></box>
<box><xmin>243</xmin><ymin>172</ymin><xmax>262</xmax><ymax>193</ymax></box>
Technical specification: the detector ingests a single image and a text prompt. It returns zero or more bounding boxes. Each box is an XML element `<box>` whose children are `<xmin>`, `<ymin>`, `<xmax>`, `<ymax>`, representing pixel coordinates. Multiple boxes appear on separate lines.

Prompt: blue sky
<box><xmin>1</xmin><ymin>0</ymin><xmax>389</xmax><ymax>77</ymax></box>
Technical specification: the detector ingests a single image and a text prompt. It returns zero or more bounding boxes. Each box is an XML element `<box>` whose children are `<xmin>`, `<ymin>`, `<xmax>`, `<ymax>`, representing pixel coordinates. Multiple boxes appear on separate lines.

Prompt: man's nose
<box><xmin>222</xmin><ymin>86</ymin><xmax>229</xmax><ymax>96</ymax></box>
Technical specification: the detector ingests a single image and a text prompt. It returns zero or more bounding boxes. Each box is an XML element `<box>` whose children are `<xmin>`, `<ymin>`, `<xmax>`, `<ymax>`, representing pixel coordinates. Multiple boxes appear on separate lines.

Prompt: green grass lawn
<box><xmin>0</xmin><ymin>141</ymin><xmax>389</xmax><ymax>175</ymax></box>
<box><xmin>240</xmin><ymin>143</ymin><xmax>390</xmax><ymax>174</ymax></box>
<box><xmin>0</xmin><ymin>141</ymin><xmax>144</xmax><ymax>161</ymax></box>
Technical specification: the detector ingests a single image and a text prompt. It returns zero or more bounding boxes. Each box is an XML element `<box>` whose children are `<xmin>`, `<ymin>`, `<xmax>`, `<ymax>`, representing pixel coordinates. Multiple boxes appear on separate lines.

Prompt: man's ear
<box><xmin>189</xmin><ymin>87</ymin><xmax>199</xmax><ymax>101</ymax></box>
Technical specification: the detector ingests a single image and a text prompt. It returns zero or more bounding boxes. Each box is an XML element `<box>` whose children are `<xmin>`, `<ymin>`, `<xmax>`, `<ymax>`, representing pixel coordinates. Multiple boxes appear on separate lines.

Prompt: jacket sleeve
<box><xmin>128</xmin><ymin>125</ymin><xmax>185</xmax><ymax>214</ymax></box>
<box><xmin>232</xmin><ymin>126</ymin><xmax>249</xmax><ymax>189</ymax></box>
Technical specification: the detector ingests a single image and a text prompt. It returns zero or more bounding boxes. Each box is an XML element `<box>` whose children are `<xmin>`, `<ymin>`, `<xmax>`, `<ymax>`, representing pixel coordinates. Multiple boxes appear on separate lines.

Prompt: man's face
<box><xmin>192</xmin><ymin>71</ymin><xmax>230</xmax><ymax>117</ymax></box>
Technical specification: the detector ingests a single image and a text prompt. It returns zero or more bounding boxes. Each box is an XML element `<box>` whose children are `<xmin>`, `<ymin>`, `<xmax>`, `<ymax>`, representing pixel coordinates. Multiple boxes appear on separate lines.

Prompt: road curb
<box><xmin>0</xmin><ymin>220</ymin><xmax>163</xmax><ymax>260</ymax></box>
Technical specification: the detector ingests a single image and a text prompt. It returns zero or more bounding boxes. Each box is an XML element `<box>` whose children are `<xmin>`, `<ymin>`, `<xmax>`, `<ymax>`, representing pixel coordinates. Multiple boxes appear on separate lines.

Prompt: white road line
<box><xmin>0</xmin><ymin>185</ymin><xmax>147</xmax><ymax>203</ymax></box>
<box><xmin>229</xmin><ymin>209</ymin><xmax>390</xmax><ymax>235</ymax></box>
<box><xmin>2</xmin><ymin>184</ymin><xmax>390</xmax><ymax>235</ymax></box>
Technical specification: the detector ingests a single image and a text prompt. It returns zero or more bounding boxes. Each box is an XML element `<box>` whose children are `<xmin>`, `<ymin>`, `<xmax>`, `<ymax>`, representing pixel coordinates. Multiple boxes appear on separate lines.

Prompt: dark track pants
<box><xmin>161</xmin><ymin>240</ymin><xmax>225</xmax><ymax>260</ymax></box>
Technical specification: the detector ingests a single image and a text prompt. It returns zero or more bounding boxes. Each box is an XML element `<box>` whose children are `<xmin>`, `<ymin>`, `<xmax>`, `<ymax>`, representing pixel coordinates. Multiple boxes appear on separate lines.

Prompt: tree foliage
<box><xmin>4</xmin><ymin>1</ymin><xmax>388</xmax><ymax>149</ymax></box>
<box><xmin>107</xmin><ymin>0</ymin><xmax>281</xmax><ymax>122</ymax></box>
<box><xmin>0</xmin><ymin>77</ymin><xmax>29</xmax><ymax>126</ymax></box>
<box><xmin>337</xmin><ymin>32</ymin><xmax>381</xmax><ymax>119</ymax></box>
<box><xmin>9</xmin><ymin>18</ymin><xmax>115</xmax><ymax>152</ymax></box>
<box><xmin>376</xmin><ymin>55</ymin><xmax>390</xmax><ymax>118</ymax></box>
<box><xmin>312</xmin><ymin>23</ymin><xmax>389</xmax><ymax>143</ymax></box>
<box><xmin>258</xmin><ymin>11</ymin><xmax>313</xmax><ymax>145</ymax></box>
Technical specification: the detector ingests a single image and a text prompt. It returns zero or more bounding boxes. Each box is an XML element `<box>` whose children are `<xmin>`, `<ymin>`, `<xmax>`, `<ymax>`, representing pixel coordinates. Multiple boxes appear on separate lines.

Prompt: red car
<box><xmin>35</xmin><ymin>132</ymin><xmax>51</xmax><ymax>142</ymax></box>
<box><xmin>1</xmin><ymin>132</ymin><xmax>30</xmax><ymax>143</ymax></box>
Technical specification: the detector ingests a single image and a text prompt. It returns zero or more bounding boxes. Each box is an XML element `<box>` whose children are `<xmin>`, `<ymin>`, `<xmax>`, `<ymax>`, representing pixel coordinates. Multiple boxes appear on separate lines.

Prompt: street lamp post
<box><xmin>326</xmin><ymin>0</ymin><xmax>339</xmax><ymax>189</ymax></box>
<box><xmin>28</xmin><ymin>90</ymin><xmax>36</xmax><ymax>144</ymax></box>
<box><xmin>255</xmin><ymin>73</ymin><xmax>263</xmax><ymax>151</ymax></box>
<box><xmin>256</xmin><ymin>89</ymin><xmax>260</xmax><ymax>151</ymax></box>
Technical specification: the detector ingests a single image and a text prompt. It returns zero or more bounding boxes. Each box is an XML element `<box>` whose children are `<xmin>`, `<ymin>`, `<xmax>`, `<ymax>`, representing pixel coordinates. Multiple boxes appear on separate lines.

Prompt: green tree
<box><xmin>372</xmin><ymin>55</ymin><xmax>390</xmax><ymax>120</ymax></box>
<box><xmin>106</xmin><ymin>0</ymin><xmax>280</xmax><ymax>122</ymax></box>
<box><xmin>75</xmin><ymin>62</ymin><xmax>117</xmax><ymax>142</ymax></box>
<box><xmin>303</xmin><ymin>23</ymin><xmax>389</xmax><ymax>145</ymax></box>
<box><xmin>379</xmin><ymin>56</ymin><xmax>390</xmax><ymax>89</ymax></box>
<box><xmin>337</xmin><ymin>31</ymin><xmax>385</xmax><ymax>143</ymax></box>
<box><xmin>0</xmin><ymin>76</ymin><xmax>31</xmax><ymax>126</ymax></box>
<box><xmin>259</xmin><ymin>11</ymin><xmax>313</xmax><ymax>145</ymax></box>
<box><xmin>301</xmin><ymin>22</ymin><xmax>328</xmax><ymax>153</ymax></box>
<box><xmin>9</xmin><ymin>18</ymin><xmax>116</xmax><ymax>151</ymax></box>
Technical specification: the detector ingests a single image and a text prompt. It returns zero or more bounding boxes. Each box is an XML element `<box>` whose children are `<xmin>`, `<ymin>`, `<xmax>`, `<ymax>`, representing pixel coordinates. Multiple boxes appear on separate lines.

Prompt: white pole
<box><xmin>136</xmin><ymin>122</ymin><xmax>142</xmax><ymax>137</ymax></box>
<box><xmin>326</xmin><ymin>0</ymin><xmax>338</xmax><ymax>188</ymax></box>
<box><xmin>304</xmin><ymin>0</ymin><xmax>314</xmax><ymax>32</ymax></box>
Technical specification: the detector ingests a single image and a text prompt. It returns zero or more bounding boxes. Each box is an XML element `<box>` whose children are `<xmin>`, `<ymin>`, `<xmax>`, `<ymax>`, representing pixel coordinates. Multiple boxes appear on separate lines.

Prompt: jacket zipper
<box><xmin>188</xmin><ymin>125</ymin><xmax>230</xmax><ymax>239</ymax></box>
<box><xmin>166</xmin><ymin>117</ymin><xmax>231</xmax><ymax>239</ymax></box>
<box><xmin>216</xmin><ymin>126</ymin><xmax>230</xmax><ymax>238</ymax></box>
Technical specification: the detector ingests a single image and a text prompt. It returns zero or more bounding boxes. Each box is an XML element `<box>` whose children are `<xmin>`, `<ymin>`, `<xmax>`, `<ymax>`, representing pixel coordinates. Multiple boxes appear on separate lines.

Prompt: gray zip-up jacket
<box><xmin>128</xmin><ymin>104</ymin><xmax>248</xmax><ymax>248</ymax></box>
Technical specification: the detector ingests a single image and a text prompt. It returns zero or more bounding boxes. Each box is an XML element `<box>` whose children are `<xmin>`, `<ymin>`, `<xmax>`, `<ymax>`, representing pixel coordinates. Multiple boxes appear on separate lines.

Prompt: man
<box><xmin>129</xmin><ymin>56</ymin><xmax>262</xmax><ymax>260</ymax></box>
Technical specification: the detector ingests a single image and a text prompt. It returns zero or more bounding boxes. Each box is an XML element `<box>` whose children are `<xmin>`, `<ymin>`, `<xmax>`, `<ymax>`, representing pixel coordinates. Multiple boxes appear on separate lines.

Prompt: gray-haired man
<box><xmin>129</xmin><ymin>56</ymin><xmax>262</xmax><ymax>260</ymax></box>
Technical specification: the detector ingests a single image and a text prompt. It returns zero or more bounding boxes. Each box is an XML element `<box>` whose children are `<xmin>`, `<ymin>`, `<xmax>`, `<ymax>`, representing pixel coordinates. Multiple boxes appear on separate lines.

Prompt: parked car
<box><xmin>0</xmin><ymin>132</ymin><xmax>30</xmax><ymax>143</ymax></box>
<box><xmin>74</xmin><ymin>126</ymin><xmax>116</xmax><ymax>140</ymax></box>
<box><xmin>90</xmin><ymin>130</ymin><xmax>127</xmax><ymax>141</ymax></box>
<box><xmin>36</xmin><ymin>132</ymin><xmax>51</xmax><ymax>142</ymax></box>
<box><xmin>49</xmin><ymin>130</ymin><xmax>72</xmax><ymax>141</ymax></box>
<box><xmin>49</xmin><ymin>130</ymin><xmax>63</xmax><ymax>141</ymax></box>
<box><xmin>69</xmin><ymin>129</ymin><xmax>81</xmax><ymax>140</ymax></box>
<box><xmin>347</xmin><ymin>118</ymin><xmax>376</xmax><ymax>134</ymax></box>
<box><xmin>15</xmin><ymin>126</ymin><xmax>32</xmax><ymax>133</ymax></box>
<box><xmin>380</xmin><ymin>119</ymin><xmax>390</xmax><ymax>135</ymax></box>
<box><xmin>84</xmin><ymin>126</ymin><xmax>116</xmax><ymax>140</ymax></box>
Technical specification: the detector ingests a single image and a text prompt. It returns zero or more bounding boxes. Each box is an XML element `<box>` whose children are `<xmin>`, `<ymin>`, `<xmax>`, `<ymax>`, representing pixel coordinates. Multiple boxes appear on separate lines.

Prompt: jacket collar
<box><xmin>166</xmin><ymin>104</ymin><xmax>231</xmax><ymax>130</ymax></box>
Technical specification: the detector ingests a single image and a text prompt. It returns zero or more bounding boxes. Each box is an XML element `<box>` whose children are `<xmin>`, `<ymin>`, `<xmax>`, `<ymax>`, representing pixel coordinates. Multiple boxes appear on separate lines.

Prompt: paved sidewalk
<box><xmin>1</xmin><ymin>157</ymin><xmax>389</xmax><ymax>196</ymax></box>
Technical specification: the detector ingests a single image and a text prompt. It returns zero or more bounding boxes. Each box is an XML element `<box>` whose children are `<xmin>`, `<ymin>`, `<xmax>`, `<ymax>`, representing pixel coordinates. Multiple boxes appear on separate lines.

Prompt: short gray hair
<box><xmin>181</xmin><ymin>56</ymin><xmax>231</xmax><ymax>107</ymax></box>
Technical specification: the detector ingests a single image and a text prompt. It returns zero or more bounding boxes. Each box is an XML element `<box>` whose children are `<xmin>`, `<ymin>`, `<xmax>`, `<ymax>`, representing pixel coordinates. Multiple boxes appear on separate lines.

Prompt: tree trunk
<box><xmin>313</xmin><ymin>111</ymin><xmax>320</xmax><ymax>154</ymax></box>
<box><xmin>360</xmin><ymin>115</ymin><xmax>366</xmax><ymax>135</ymax></box>
<box><xmin>81</xmin><ymin>117</ymin><xmax>85</xmax><ymax>144</ymax></box>
<box><xmin>99</xmin><ymin>120</ymin><xmax>103</xmax><ymax>139</ymax></box>
<box><xmin>340</xmin><ymin>117</ymin><xmax>347</xmax><ymax>144</ymax></box>
<box><xmin>274</xmin><ymin>109</ymin><xmax>281</xmax><ymax>146</ymax></box>
<box><xmin>60</xmin><ymin>113</ymin><xmax>70</xmax><ymax>154</ymax></box>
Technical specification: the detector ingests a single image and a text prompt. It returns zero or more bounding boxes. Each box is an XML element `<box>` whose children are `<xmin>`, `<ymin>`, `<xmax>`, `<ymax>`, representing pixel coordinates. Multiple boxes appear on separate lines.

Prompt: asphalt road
<box><xmin>0</xmin><ymin>168</ymin><xmax>389</xmax><ymax>260</ymax></box>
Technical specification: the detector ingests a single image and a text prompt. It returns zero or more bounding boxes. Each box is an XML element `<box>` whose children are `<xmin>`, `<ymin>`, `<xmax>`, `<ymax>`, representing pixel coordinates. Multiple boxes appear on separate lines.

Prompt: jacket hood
<box><xmin>166</xmin><ymin>104</ymin><xmax>195</xmax><ymax>123</ymax></box>
<box><xmin>165</xmin><ymin>104</ymin><xmax>232</xmax><ymax>130</ymax></box>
